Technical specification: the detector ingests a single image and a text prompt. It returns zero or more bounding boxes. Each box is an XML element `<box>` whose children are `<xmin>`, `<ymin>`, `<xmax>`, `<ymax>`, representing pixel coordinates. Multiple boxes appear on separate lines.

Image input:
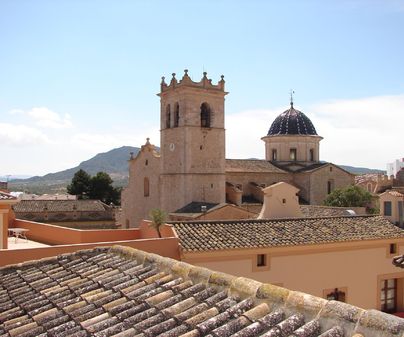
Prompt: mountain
<box><xmin>8</xmin><ymin>146</ymin><xmax>140</xmax><ymax>194</ymax></box>
<box><xmin>338</xmin><ymin>165</ymin><xmax>385</xmax><ymax>175</ymax></box>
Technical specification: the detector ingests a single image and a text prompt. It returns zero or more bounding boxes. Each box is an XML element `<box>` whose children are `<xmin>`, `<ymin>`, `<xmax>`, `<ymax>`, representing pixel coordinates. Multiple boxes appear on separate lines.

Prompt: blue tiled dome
<box><xmin>267</xmin><ymin>104</ymin><xmax>317</xmax><ymax>136</ymax></box>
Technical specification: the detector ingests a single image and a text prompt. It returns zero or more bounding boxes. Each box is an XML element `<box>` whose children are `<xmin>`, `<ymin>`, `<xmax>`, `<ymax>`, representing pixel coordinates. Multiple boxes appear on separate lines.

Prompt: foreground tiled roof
<box><xmin>393</xmin><ymin>255</ymin><xmax>404</xmax><ymax>268</ymax></box>
<box><xmin>172</xmin><ymin>216</ymin><xmax>404</xmax><ymax>252</ymax></box>
<box><xmin>225</xmin><ymin>159</ymin><xmax>288</xmax><ymax>173</ymax></box>
<box><xmin>0</xmin><ymin>246</ymin><xmax>402</xmax><ymax>337</ymax></box>
<box><xmin>13</xmin><ymin>200</ymin><xmax>111</xmax><ymax>213</ymax></box>
<box><xmin>0</xmin><ymin>191</ymin><xmax>17</xmax><ymax>201</ymax></box>
<box><xmin>386</xmin><ymin>190</ymin><xmax>404</xmax><ymax>198</ymax></box>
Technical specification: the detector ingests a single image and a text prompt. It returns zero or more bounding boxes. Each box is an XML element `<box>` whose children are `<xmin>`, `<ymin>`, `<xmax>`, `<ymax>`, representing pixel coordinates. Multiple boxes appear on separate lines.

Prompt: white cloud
<box><xmin>0</xmin><ymin>123</ymin><xmax>50</xmax><ymax>146</ymax></box>
<box><xmin>9</xmin><ymin>107</ymin><xmax>73</xmax><ymax>129</ymax></box>
<box><xmin>226</xmin><ymin>94</ymin><xmax>404</xmax><ymax>170</ymax></box>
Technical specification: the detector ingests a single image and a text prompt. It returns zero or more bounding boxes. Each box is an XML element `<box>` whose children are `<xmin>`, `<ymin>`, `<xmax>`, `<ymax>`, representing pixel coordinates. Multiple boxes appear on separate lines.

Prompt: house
<box><xmin>170</xmin><ymin>215</ymin><xmax>404</xmax><ymax>313</ymax></box>
<box><xmin>12</xmin><ymin>199</ymin><xmax>116</xmax><ymax>229</ymax></box>
<box><xmin>380</xmin><ymin>190</ymin><xmax>404</xmax><ymax>228</ymax></box>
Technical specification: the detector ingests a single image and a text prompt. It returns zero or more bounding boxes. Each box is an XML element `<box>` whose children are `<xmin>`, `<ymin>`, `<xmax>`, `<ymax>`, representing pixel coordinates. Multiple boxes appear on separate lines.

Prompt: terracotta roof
<box><xmin>172</xmin><ymin>216</ymin><xmax>404</xmax><ymax>252</ymax></box>
<box><xmin>0</xmin><ymin>191</ymin><xmax>17</xmax><ymax>201</ymax></box>
<box><xmin>0</xmin><ymin>246</ymin><xmax>402</xmax><ymax>337</ymax></box>
<box><xmin>386</xmin><ymin>190</ymin><xmax>404</xmax><ymax>198</ymax></box>
<box><xmin>12</xmin><ymin>200</ymin><xmax>111</xmax><ymax>213</ymax></box>
<box><xmin>300</xmin><ymin>205</ymin><xmax>358</xmax><ymax>217</ymax></box>
<box><xmin>226</xmin><ymin>159</ymin><xmax>288</xmax><ymax>173</ymax></box>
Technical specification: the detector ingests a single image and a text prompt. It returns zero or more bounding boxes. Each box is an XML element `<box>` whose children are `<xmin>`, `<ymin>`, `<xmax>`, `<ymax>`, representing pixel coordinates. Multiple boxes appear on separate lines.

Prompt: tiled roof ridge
<box><xmin>169</xmin><ymin>214</ymin><xmax>383</xmax><ymax>225</ymax></box>
<box><xmin>0</xmin><ymin>246</ymin><xmax>402</xmax><ymax>337</ymax></box>
<box><xmin>107</xmin><ymin>246</ymin><xmax>404</xmax><ymax>336</ymax></box>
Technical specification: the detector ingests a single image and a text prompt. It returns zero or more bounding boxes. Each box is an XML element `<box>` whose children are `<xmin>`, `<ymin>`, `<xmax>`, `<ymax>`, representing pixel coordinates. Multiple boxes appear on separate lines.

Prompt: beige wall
<box><xmin>121</xmin><ymin>143</ymin><xmax>161</xmax><ymax>228</ymax></box>
<box><xmin>380</xmin><ymin>193</ymin><xmax>404</xmax><ymax>225</ymax></box>
<box><xmin>183</xmin><ymin>240</ymin><xmax>404</xmax><ymax>311</ymax></box>
<box><xmin>294</xmin><ymin>164</ymin><xmax>355</xmax><ymax>205</ymax></box>
<box><xmin>258</xmin><ymin>182</ymin><xmax>303</xmax><ymax>219</ymax></box>
<box><xmin>262</xmin><ymin>134</ymin><xmax>322</xmax><ymax>163</ymax></box>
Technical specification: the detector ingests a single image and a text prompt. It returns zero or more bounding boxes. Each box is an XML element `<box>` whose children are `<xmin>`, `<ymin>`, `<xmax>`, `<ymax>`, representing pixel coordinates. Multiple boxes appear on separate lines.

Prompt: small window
<box><xmin>282</xmin><ymin>198</ymin><xmax>286</xmax><ymax>204</ymax></box>
<box><xmin>145</xmin><ymin>159</ymin><xmax>148</xmax><ymax>166</ymax></box>
<box><xmin>257</xmin><ymin>254</ymin><xmax>266</xmax><ymax>267</ymax></box>
<box><xmin>327</xmin><ymin>180</ymin><xmax>334</xmax><ymax>194</ymax></box>
<box><xmin>290</xmin><ymin>148</ymin><xmax>297</xmax><ymax>161</ymax></box>
<box><xmin>201</xmin><ymin>102</ymin><xmax>211</xmax><ymax>128</ymax></box>
<box><xmin>200</xmin><ymin>145</ymin><xmax>203</xmax><ymax>150</ymax></box>
<box><xmin>166</xmin><ymin>104</ymin><xmax>171</xmax><ymax>128</ymax></box>
<box><xmin>211</xmin><ymin>184</ymin><xmax>213</xmax><ymax>188</ymax></box>
<box><xmin>272</xmin><ymin>149</ymin><xmax>277</xmax><ymax>161</ymax></box>
<box><xmin>174</xmin><ymin>103</ymin><xmax>180</xmax><ymax>127</ymax></box>
<box><xmin>390</xmin><ymin>243</ymin><xmax>397</xmax><ymax>254</ymax></box>
<box><xmin>309</xmin><ymin>149</ymin><xmax>314</xmax><ymax>161</ymax></box>
<box><xmin>144</xmin><ymin>177</ymin><xmax>150</xmax><ymax>197</ymax></box>
<box><xmin>330</xmin><ymin>167</ymin><xmax>333</xmax><ymax>172</ymax></box>
<box><xmin>384</xmin><ymin>201</ymin><xmax>392</xmax><ymax>216</ymax></box>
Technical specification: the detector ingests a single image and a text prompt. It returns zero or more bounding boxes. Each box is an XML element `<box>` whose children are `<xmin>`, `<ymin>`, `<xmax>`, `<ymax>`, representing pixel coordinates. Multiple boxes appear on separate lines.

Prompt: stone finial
<box><xmin>146</xmin><ymin>137</ymin><xmax>150</xmax><ymax>144</ymax></box>
<box><xmin>184</xmin><ymin>69</ymin><xmax>188</xmax><ymax>75</ymax></box>
<box><xmin>161</xmin><ymin>76</ymin><xmax>166</xmax><ymax>85</ymax></box>
<box><xmin>203</xmin><ymin>71</ymin><xmax>207</xmax><ymax>78</ymax></box>
<box><xmin>172</xmin><ymin>73</ymin><xmax>176</xmax><ymax>78</ymax></box>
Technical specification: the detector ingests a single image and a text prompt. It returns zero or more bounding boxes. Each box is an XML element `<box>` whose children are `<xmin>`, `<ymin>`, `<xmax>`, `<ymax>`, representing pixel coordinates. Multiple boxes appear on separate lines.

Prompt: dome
<box><xmin>267</xmin><ymin>104</ymin><xmax>318</xmax><ymax>136</ymax></box>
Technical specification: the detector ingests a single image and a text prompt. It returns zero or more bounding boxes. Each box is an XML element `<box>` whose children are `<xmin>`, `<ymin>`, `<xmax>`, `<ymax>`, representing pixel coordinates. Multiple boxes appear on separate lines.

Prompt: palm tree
<box><xmin>149</xmin><ymin>208</ymin><xmax>167</xmax><ymax>238</ymax></box>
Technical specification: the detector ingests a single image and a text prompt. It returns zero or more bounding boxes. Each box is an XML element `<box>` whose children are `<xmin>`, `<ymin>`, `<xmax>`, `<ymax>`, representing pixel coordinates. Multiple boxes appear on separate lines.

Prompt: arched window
<box><xmin>166</xmin><ymin>104</ymin><xmax>171</xmax><ymax>128</ymax></box>
<box><xmin>290</xmin><ymin>148</ymin><xmax>297</xmax><ymax>161</ymax></box>
<box><xmin>174</xmin><ymin>103</ymin><xmax>179</xmax><ymax>127</ymax></box>
<box><xmin>272</xmin><ymin>149</ymin><xmax>277</xmax><ymax>161</ymax></box>
<box><xmin>310</xmin><ymin>149</ymin><xmax>314</xmax><ymax>161</ymax></box>
<box><xmin>200</xmin><ymin>102</ymin><xmax>211</xmax><ymax>128</ymax></box>
<box><xmin>144</xmin><ymin>177</ymin><xmax>150</xmax><ymax>197</ymax></box>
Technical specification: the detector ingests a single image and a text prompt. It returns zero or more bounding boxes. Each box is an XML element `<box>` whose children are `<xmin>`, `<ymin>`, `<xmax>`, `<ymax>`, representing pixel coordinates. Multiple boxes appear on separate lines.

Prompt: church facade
<box><xmin>121</xmin><ymin>70</ymin><xmax>354</xmax><ymax>227</ymax></box>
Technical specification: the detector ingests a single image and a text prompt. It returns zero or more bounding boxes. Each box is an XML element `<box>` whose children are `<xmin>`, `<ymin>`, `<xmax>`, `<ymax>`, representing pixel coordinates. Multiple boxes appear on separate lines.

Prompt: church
<box><xmin>121</xmin><ymin>70</ymin><xmax>354</xmax><ymax>227</ymax></box>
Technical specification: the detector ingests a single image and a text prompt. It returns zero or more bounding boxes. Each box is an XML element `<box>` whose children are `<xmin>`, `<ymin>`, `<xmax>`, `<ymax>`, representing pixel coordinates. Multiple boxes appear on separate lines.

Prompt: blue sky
<box><xmin>1</xmin><ymin>0</ymin><xmax>403</xmax><ymax>175</ymax></box>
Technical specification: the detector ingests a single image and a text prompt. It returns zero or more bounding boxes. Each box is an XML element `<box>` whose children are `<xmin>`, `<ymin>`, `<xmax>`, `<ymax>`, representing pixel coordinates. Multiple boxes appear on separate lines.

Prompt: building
<box><xmin>380</xmin><ymin>190</ymin><xmax>404</xmax><ymax>227</ymax></box>
<box><xmin>0</xmin><ymin>245</ymin><xmax>402</xmax><ymax>337</ymax></box>
<box><xmin>387</xmin><ymin>158</ymin><xmax>404</xmax><ymax>178</ymax></box>
<box><xmin>12</xmin><ymin>199</ymin><xmax>116</xmax><ymax>229</ymax></box>
<box><xmin>121</xmin><ymin>71</ymin><xmax>354</xmax><ymax>227</ymax></box>
<box><xmin>170</xmin><ymin>215</ymin><xmax>404</xmax><ymax>314</ymax></box>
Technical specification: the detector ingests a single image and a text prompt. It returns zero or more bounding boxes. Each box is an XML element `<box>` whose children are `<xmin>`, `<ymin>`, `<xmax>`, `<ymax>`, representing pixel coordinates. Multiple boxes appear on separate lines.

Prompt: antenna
<box><xmin>290</xmin><ymin>89</ymin><xmax>295</xmax><ymax>107</ymax></box>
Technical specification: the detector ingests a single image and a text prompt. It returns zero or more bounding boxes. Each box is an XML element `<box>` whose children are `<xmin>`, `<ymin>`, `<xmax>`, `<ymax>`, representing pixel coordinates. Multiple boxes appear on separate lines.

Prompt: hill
<box><xmin>9</xmin><ymin>146</ymin><xmax>140</xmax><ymax>194</ymax></box>
<box><xmin>339</xmin><ymin>165</ymin><xmax>385</xmax><ymax>175</ymax></box>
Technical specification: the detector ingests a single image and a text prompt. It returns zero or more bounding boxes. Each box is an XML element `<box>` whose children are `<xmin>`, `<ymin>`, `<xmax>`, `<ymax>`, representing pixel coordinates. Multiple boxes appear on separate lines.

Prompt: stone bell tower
<box><xmin>158</xmin><ymin>70</ymin><xmax>227</xmax><ymax>213</ymax></box>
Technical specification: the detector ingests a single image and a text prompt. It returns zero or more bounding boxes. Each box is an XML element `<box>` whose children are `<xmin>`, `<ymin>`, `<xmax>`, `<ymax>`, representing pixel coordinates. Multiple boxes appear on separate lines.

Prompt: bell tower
<box><xmin>158</xmin><ymin>70</ymin><xmax>227</xmax><ymax>212</ymax></box>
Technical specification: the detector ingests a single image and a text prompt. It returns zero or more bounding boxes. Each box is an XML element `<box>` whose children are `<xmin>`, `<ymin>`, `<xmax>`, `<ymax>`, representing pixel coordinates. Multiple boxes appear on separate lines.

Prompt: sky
<box><xmin>0</xmin><ymin>0</ymin><xmax>403</xmax><ymax>176</ymax></box>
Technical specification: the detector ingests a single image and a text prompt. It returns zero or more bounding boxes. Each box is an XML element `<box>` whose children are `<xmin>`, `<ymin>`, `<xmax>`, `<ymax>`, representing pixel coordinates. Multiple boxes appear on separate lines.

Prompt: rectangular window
<box><xmin>272</xmin><ymin>149</ymin><xmax>277</xmax><ymax>161</ymax></box>
<box><xmin>381</xmin><ymin>279</ymin><xmax>397</xmax><ymax>313</ymax></box>
<box><xmin>327</xmin><ymin>180</ymin><xmax>334</xmax><ymax>194</ymax></box>
<box><xmin>390</xmin><ymin>243</ymin><xmax>397</xmax><ymax>255</ymax></box>
<box><xmin>257</xmin><ymin>254</ymin><xmax>266</xmax><ymax>267</ymax></box>
<box><xmin>309</xmin><ymin>149</ymin><xmax>314</xmax><ymax>161</ymax></box>
<box><xmin>384</xmin><ymin>201</ymin><xmax>392</xmax><ymax>216</ymax></box>
<box><xmin>290</xmin><ymin>148</ymin><xmax>297</xmax><ymax>161</ymax></box>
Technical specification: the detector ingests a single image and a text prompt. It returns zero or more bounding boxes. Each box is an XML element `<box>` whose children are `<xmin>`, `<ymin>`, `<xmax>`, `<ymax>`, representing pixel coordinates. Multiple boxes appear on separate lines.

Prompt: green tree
<box><xmin>67</xmin><ymin>169</ymin><xmax>91</xmax><ymax>199</ymax></box>
<box><xmin>88</xmin><ymin>171</ymin><xmax>120</xmax><ymax>205</ymax></box>
<box><xmin>149</xmin><ymin>208</ymin><xmax>167</xmax><ymax>238</ymax></box>
<box><xmin>323</xmin><ymin>185</ymin><xmax>372</xmax><ymax>208</ymax></box>
<box><xmin>67</xmin><ymin>170</ymin><xmax>120</xmax><ymax>204</ymax></box>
